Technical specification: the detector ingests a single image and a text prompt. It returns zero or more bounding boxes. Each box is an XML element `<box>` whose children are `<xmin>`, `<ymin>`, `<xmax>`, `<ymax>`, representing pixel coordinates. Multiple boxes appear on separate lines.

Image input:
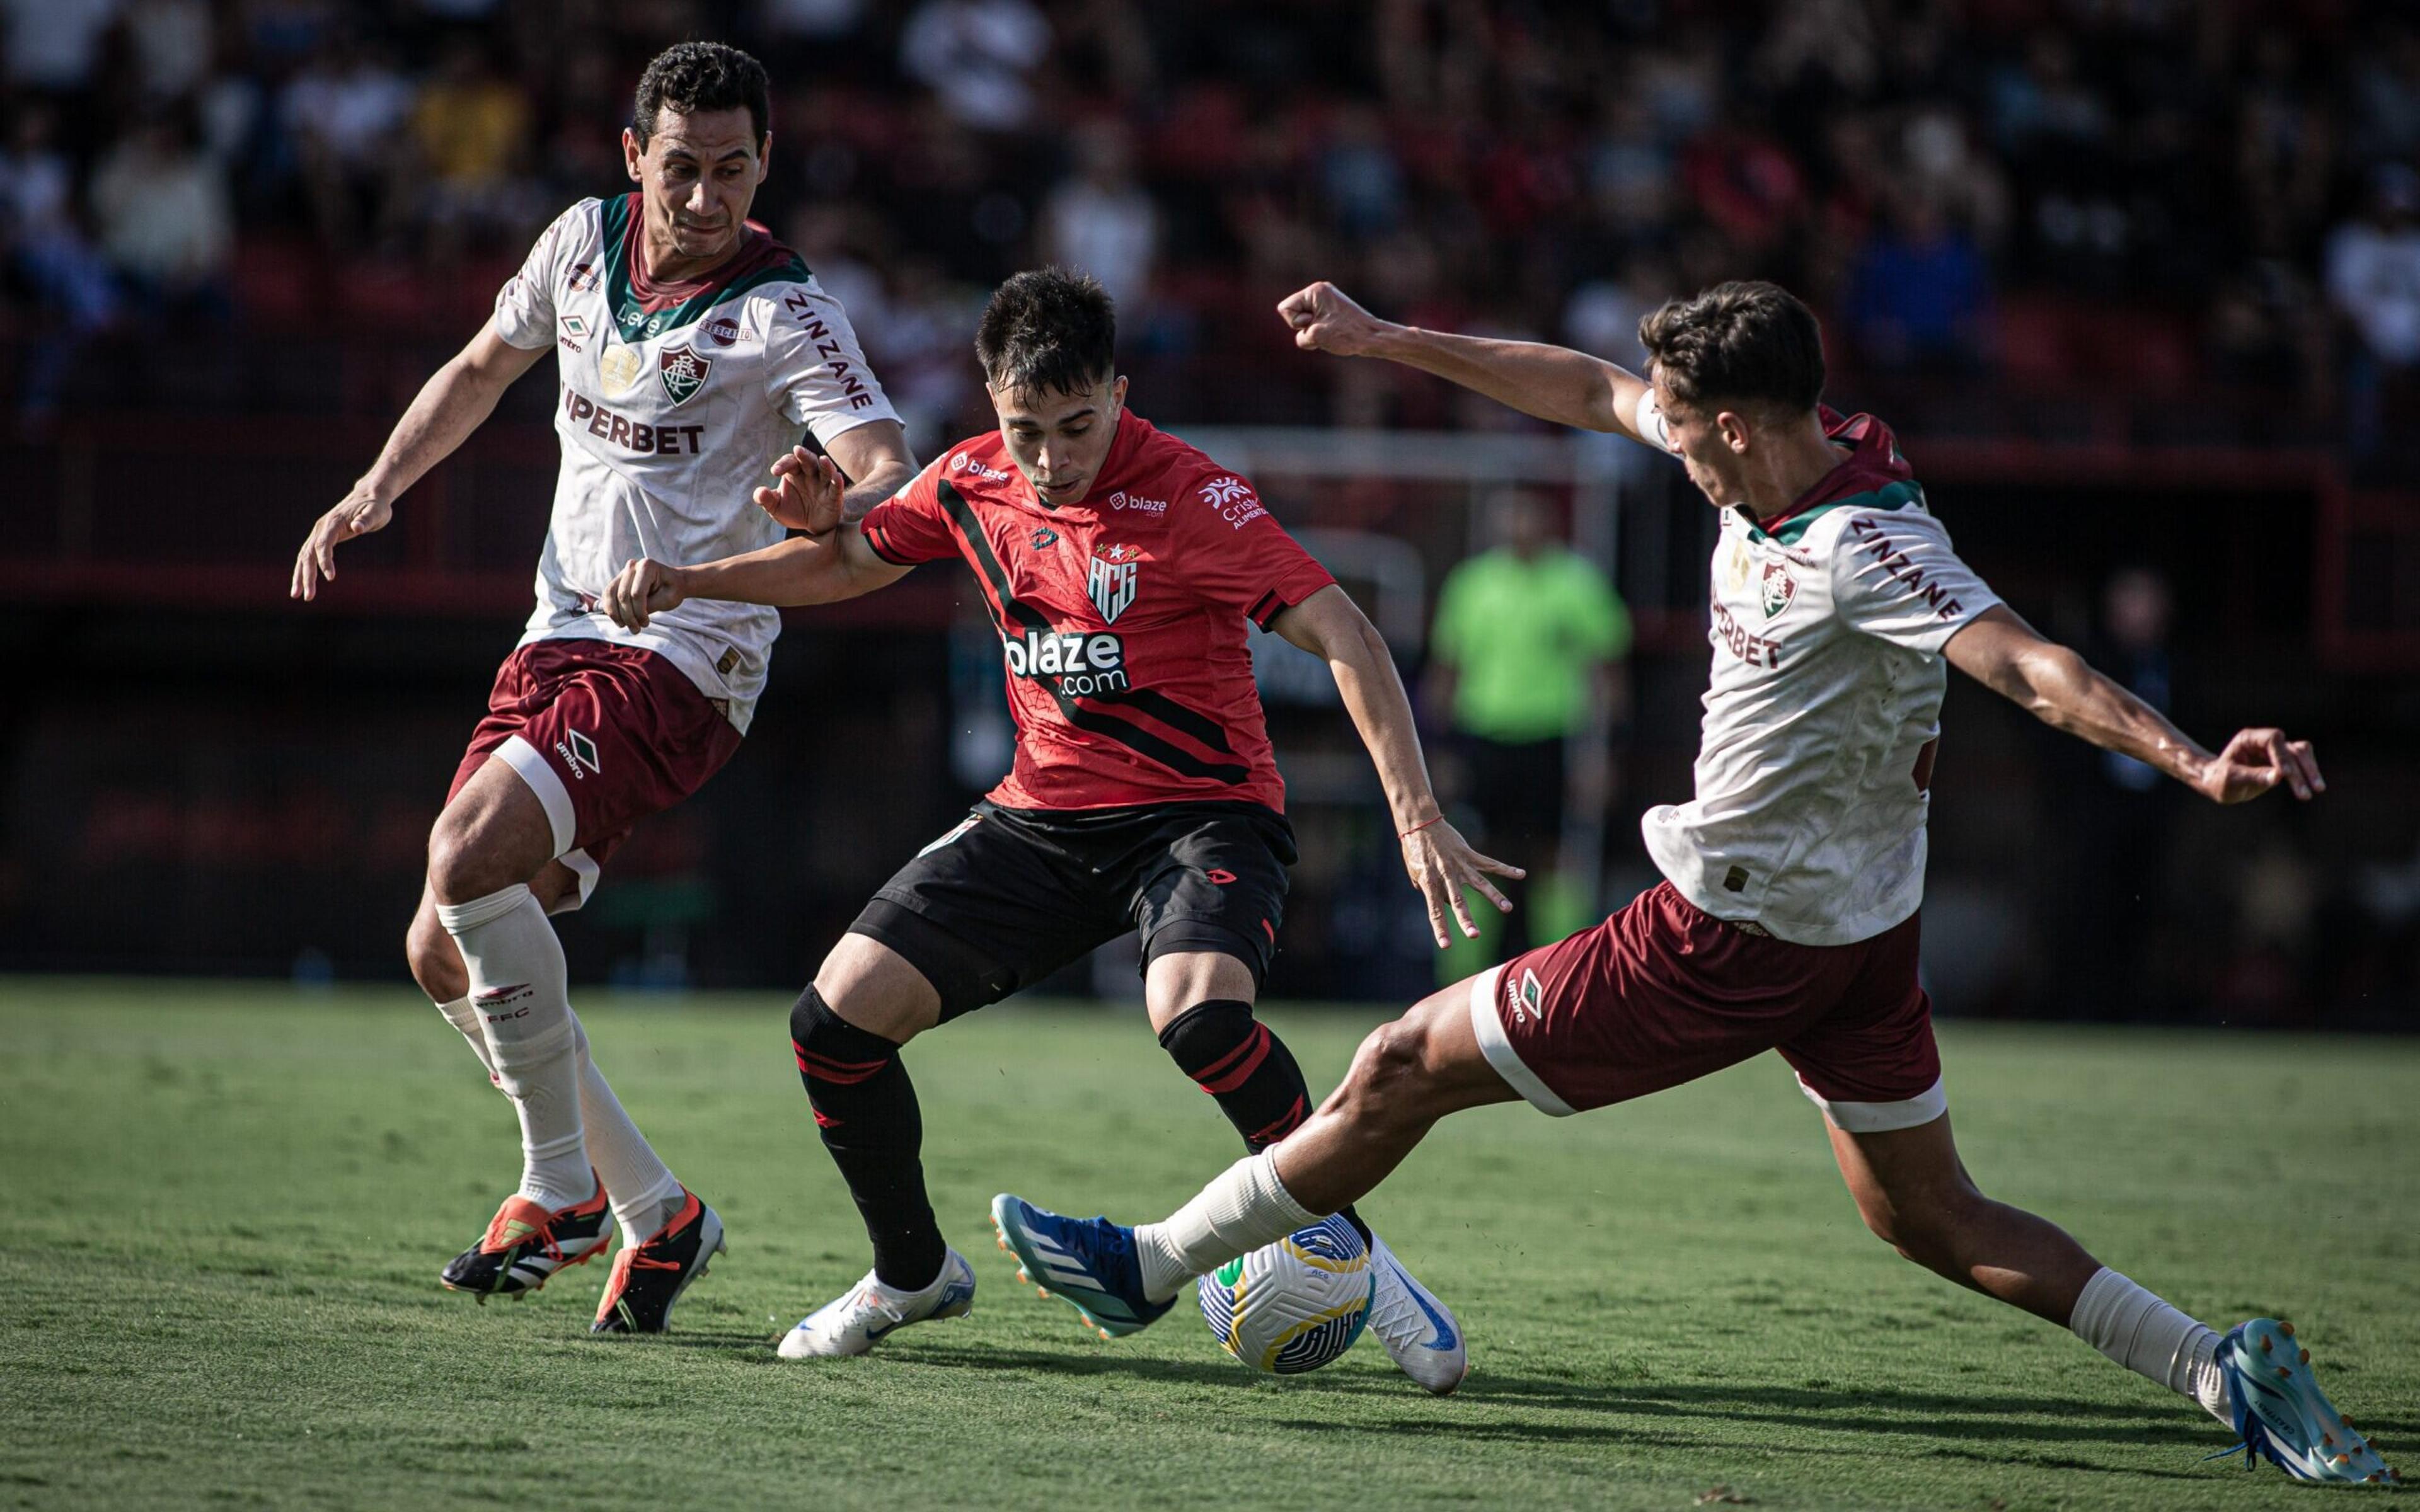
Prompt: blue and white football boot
<box><xmin>776</xmin><ymin>1247</ymin><xmax>976</xmax><ymax>1359</ymax></box>
<box><xmin>989</xmin><ymin>1194</ymin><xmax>1173</xmax><ymax>1340</ymax></box>
<box><xmin>2210</xmin><ymin>1318</ymin><xmax>2400</xmax><ymax>1485</ymax></box>
<box><xmin>1364</xmin><ymin>1234</ymin><xmax>1468</xmax><ymax>1394</ymax></box>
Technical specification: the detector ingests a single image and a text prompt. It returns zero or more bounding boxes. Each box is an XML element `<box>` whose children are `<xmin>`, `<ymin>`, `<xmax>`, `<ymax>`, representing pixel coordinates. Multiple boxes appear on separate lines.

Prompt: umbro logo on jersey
<box><xmin>559</xmin><ymin>314</ymin><xmax>588</xmax><ymax>352</ymax></box>
<box><xmin>1088</xmin><ymin>542</ymin><xmax>1142</xmax><ymax>624</ymax></box>
<box><xmin>1760</xmin><ymin>562</ymin><xmax>1797</xmax><ymax>620</ymax></box>
<box><xmin>659</xmin><ymin>345</ymin><xmax>712</xmax><ymax>406</ymax></box>
<box><xmin>1032</xmin><ymin>527</ymin><xmax>1059</xmax><ymax>549</ymax></box>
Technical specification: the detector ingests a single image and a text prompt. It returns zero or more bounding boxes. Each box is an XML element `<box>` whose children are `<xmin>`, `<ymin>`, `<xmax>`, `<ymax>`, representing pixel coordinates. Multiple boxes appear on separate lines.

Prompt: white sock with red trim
<box><xmin>1133</xmin><ymin>1152</ymin><xmax>1320</xmax><ymax>1302</ymax></box>
<box><xmin>567</xmin><ymin>1010</ymin><xmax>686</xmax><ymax>1242</ymax></box>
<box><xmin>2069</xmin><ymin>1266</ymin><xmax>2230</xmax><ymax>1423</ymax></box>
<box><xmin>436</xmin><ymin>884</ymin><xmax>593</xmax><ymax>1212</ymax></box>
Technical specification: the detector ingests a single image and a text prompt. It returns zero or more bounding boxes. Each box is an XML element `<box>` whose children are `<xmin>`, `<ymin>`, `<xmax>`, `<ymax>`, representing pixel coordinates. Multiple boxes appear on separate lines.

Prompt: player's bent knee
<box><xmin>405</xmin><ymin>908</ymin><xmax>466</xmax><ymax>1002</ymax></box>
<box><xmin>1337</xmin><ymin>1018</ymin><xmax>1439</xmax><ymax>1130</ymax></box>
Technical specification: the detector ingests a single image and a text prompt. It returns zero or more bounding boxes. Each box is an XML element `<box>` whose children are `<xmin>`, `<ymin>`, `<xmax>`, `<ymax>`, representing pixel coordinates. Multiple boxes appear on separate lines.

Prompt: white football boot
<box><xmin>1364</xmin><ymin>1234</ymin><xmax>1468</xmax><ymax>1394</ymax></box>
<box><xmin>777</xmin><ymin>1247</ymin><xmax>977</xmax><ymax>1359</ymax></box>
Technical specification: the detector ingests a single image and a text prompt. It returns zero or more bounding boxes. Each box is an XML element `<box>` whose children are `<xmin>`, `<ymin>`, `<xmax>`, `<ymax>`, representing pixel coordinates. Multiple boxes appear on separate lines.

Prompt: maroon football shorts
<box><xmin>1469</xmin><ymin>881</ymin><xmax>1946</xmax><ymax>1133</ymax></box>
<box><xmin>446</xmin><ymin>638</ymin><xmax>742</xmax><ymax>912</ymax></box>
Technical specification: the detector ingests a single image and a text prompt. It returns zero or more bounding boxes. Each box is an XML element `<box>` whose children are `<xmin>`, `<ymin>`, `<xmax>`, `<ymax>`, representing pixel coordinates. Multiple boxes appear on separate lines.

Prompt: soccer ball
<box><xmin>1196</xmin><ymin>1215</ymin><xmax>1374</xmax><ymax>1374</ymax></box>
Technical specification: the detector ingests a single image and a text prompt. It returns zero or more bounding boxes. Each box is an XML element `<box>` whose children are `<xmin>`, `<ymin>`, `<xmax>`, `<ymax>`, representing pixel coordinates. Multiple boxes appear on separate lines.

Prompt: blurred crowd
<box><xmin>5</xmin><ymin>0</ymin><xmax>2420</xmax><ymax>444</ymax></box>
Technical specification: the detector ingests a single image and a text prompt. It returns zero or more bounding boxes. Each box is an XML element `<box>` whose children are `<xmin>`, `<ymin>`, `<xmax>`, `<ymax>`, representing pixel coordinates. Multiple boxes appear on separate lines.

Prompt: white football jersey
<box><xmin>1639</xmin><ymin>412</ymin><xmax>2000</xmax><ymax>946</ymax></box>
<box><xmin>490</xmin><ymin>194</ymin><xmax>899</xmax><ymax>731</ymax></box>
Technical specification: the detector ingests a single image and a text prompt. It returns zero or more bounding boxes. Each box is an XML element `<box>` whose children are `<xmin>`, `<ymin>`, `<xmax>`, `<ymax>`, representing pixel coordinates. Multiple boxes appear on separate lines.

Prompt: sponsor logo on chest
<box><xmin>1001</xmin><ymin>627</ymin><xmax>1127</xmax><ymax>697</ymax></box>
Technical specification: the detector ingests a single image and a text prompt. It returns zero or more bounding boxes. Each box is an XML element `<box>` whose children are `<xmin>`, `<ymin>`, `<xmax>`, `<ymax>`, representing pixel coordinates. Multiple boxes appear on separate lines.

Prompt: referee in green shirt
<box><xmin>1426</xmin><ymin>490</ymin><xmax>1632</xmax><ymax>970</ymax></box>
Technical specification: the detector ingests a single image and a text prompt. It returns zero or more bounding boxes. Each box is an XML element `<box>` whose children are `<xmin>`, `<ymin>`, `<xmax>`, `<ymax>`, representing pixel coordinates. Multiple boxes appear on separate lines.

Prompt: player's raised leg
<box><xmin>1827</xmin><ymin>1112</ymin><xmax>2399</xmax><ymax>1484</ymax></box>
<box><xmin>421</xmin><ymin>760</ymin><xmax>612</xmax><ymax>1300</ymax></box>
<box><xmin>993</xmin><ymin>975</ymin><xmax>1516</xmax><ymax>1336</ymax></box>
<box><xmin>1143</xmin><ymin>948</ymin><xmax>1470</xmax><ymax>1392</ymax></box>
<box><xmin>776</xmin><ymin>933</ymin><xmax>975</xmax><ymax>1358</ymax></box>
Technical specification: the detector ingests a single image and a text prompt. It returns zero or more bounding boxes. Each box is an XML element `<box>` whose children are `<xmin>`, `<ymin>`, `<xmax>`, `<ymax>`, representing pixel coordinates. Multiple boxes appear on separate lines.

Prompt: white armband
<box><xmin>1633</xmin><ymin>389</ymin><xmax>1679</xmax><ymax>454</ymax></box>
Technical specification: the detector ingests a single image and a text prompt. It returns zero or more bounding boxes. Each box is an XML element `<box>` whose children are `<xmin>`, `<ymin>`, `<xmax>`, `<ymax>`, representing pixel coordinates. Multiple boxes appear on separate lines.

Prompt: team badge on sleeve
<box><xmin>1088</xmin><ymin>542</ymin><xmax>1143</xmax><ymax>624</ymax></box>
<box><xmin>659</xmin><ymin>345</ymin><xmax>713</xmax><ymax>406</ymax></box>
<box><xmin>1761</xmin><ymin>563</ymin><xmax>1797</xmax><ymax>620</ymax></box>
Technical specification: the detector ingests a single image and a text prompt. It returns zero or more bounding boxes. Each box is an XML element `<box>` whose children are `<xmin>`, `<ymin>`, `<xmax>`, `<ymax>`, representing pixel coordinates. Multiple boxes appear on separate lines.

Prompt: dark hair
<box><xmin>632</xmin><ymin>42</ymin><xmax>770</xmax><ymax>151</ymax></box>
<box><xmin>1637</xmin><ymin>280</ymin><xmax>1825</xmax><ymax>415</ymax></box>
<box><xmin>976</xmin><ymin>268</ymin><xmax>1117</xmax><ymax>396</ymax></box>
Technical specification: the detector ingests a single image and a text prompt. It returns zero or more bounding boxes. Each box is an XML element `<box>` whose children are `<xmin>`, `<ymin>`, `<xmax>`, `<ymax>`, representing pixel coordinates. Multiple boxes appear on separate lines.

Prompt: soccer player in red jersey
<box><xmin>289</xmin><ymin>43</ymin><xmax>915</xmax><ymax>1333</ymax></box>
<box><xmin>604</xmin><ymin>268</ymin><xmax>1513</xmax><ymax>1390</ymax></box>
<box><xmin>992</xmin><ymin>281</ymin><xmax>2397</xmax><ymax>1485</ymax></box>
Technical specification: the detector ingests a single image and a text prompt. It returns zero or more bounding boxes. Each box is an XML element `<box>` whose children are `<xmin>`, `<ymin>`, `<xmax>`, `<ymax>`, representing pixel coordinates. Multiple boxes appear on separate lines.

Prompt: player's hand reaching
<box><xmin>289</xmin><ymin>488</ymin><xmax>393</xmax><ymax>601</ymax></box>
<box><xmin>1399</xmin><ymin>818</ymin><xmax>1526</xmax><ymax>949</ymax></box>
<box><xmin>754</xmin><ymin>444</ymin><xmax>847</xmax><ymax>535</ymax></box>
<box><xmin>2193</xmin><ymin>728</ymin><xmax>2324</xmax><ymax>805</ymax></box>
<box><xmin>1277</xmin><ymin>282</ymin><xmax>1392</xmax><ymax>358</ymax></box>
<box><xmin>602</xmin><ymin>558</ymin><xmax>688</xmax><ymax>631</ymax></box>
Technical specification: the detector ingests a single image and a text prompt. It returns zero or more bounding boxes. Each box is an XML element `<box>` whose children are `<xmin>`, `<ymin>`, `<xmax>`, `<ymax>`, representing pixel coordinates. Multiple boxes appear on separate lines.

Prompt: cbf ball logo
<box><xmin>659</xmin><ymin>344</ymin><xmax>713</xmax><ymax>406</ymax></box>
<box><xmin>1088</xmin><ymin>541</ymin><xmax>1143</xmax><ymax>624</ymax></box>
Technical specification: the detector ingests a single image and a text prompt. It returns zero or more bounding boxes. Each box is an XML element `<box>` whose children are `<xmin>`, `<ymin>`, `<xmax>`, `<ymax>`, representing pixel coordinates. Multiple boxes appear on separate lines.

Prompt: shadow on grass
<box><xmin>880</xmin><ymin>1341</ymin><xmax>2418</xmax><ymax>1484</ymax></box>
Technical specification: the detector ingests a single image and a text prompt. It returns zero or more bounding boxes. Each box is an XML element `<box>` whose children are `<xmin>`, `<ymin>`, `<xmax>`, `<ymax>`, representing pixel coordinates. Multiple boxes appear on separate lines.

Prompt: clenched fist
<box><xmin>1276</xmin><ymin>281</ymin><xmax>1394</xmax><ymax>358</ymax></box>
<box><xmin>602</xmin><ymin>558</ymin><xmax>688</xmax><ymax>631</ymax></box>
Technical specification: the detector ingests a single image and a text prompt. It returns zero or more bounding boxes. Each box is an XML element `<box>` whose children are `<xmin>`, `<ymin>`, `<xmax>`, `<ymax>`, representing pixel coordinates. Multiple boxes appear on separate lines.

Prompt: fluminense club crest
<box><xmin>659</xmin><ymin>344</ymin><xmax>713</xmax><ymax>406</ymax></box>
<box><xmin>1088</xmin><ymin>541</ymin><xmax>1143</xmax><ymax>624</ymax></box>
<box><xmin>1760</xmin><ymin>561</ymin><xmax>1797</xmax><ymax>620</ymax></box>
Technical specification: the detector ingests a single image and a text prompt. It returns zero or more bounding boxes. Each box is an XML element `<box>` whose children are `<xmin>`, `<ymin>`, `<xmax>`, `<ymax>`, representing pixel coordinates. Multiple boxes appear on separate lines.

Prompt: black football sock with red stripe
<box><xmin>790</xmin><ymin>987</ymin><xmax>947</xmax><ymax>1292</ymax></box>
<box><xmin>1158</xmin><ymin>999</ymin><xmax>1370</xmax><ymax>1244</ymax></box>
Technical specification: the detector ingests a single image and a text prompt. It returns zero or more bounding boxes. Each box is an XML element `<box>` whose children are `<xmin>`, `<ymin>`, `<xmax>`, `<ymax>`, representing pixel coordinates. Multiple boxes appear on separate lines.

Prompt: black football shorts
<box><xmin>848</xmin><ymin>799</ymin><xmax>1295</xmax><ymax>1021</ymax></box>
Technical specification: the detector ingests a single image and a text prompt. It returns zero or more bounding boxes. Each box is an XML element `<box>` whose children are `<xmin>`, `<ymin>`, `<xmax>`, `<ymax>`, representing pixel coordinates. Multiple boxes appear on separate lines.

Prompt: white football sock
<box><xmin>1134</xmin><ymin>1152</ymin><xmax>1319</xmax><ymax>1302</ymax></box>
<box><xmin>434</xmin><ymin>995</ymin><xmax>500</xmax><ymax>1084</ymax></box>
<box><xmin>2069</xmin><ymin>1266</ymin><xmax>2230</xmax><ymax>1423</ymax></box>
<box><xmin>567</xmin><ymin>1010</ymin><xmax>686</xmax><ymax>1242</ymax></box>
<box><xmin>436</xmin><ymin>884</ymin><xmax>592</xmax><ymax>1211</ymax></box>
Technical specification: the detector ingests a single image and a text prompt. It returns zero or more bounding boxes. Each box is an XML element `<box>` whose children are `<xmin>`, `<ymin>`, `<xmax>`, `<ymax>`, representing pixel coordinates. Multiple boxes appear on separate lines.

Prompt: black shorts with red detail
<box><xmin>849</xmin><ymin>799</ymin><xmax>1294</xmax><ymax>1021</ymax></box>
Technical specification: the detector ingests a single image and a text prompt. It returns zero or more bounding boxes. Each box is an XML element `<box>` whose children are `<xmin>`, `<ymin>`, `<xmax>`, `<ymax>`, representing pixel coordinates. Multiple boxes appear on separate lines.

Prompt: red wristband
<box><xmin>1399</xmin><ymin>814</ymin><xmax>1443</xmax><ymax>840</ymax></box>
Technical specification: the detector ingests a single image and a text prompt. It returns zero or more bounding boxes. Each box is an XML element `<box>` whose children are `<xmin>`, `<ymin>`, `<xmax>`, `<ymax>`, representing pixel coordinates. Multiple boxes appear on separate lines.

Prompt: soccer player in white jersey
<box><xmin>289</xmin><ymin>42</ymin><xmax>914</xmax><ymax>1333</ymax></box>
<box><xmin>993</xmin><ymin>280</ymin><xmax>2399</xmax><ymax>1486</ymax></box>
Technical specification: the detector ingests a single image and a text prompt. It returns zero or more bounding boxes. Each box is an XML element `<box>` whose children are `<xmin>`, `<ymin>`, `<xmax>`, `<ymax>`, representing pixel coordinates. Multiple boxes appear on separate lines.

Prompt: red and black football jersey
<box><xmin>860</xmin><ymin>411</ymin><xmax>1335</xmax><ymax>811</ymax></box>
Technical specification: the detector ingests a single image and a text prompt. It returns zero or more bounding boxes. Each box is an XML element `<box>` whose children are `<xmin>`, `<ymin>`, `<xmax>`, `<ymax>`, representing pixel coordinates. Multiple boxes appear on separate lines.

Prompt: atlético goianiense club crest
<box><xmin>1088</xmin><ymin>541</ymin><xmax>1143</xmax><ymax>624</ymax></box>
<box><xmin>1760</xmin><ymin>561</ymin><xmax>1796</xmax><ymax>620</ymax></box>
<box><xmin>659</xmin><ymin>344</ymin><xmax>712</xmax><ymax>406</ymax></box>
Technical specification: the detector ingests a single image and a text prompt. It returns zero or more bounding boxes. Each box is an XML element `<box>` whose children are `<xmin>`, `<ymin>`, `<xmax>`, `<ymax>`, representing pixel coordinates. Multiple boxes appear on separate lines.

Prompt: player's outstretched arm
<box><xmin>290</xmin><ymin>319</ymin><xmax>546</xmax><ymax>601</ymax></box>
<box><xmin>759</xmin><ymin>419</ymin><xmax>916</xmax><ymax>530</ymax></box>
<box><xmin>1277</xmin><ymin>280</ymin><xmax>1656</xmax><ymax>442</ymax></box>
<box><xmin>1945</xmin><ymin>605</ymin><xmax>2324</xmax><ymax>804</ymax></box>
<box><xmin>603</xmin><ymin>448</ymin><xmax>910</xmax><ymax>627</ymax></box>
<box><xmin>1271</xmin><ymin>585</ymin><xmax>1526</xmax><ymax>947</ymax></box>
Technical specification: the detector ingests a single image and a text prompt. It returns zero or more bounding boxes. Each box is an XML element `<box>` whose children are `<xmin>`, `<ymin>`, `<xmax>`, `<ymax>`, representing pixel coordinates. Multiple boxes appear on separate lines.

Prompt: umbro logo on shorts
<box><xmin>556</xmin><ymin>729</ymin><xmax>602</xmax><ymax>778</ymax></box>
<box><xmin>1507</xmin><ymin>968</ymin><xmax>1545</xmax><ymax>1025</ymax></box>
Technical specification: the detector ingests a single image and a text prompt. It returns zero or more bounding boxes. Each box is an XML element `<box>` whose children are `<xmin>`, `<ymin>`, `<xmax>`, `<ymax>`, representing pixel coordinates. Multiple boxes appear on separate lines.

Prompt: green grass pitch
<box><xmin>2</xmin><ymin>981</ymin><xmax>2414</xmax><ymax>1510</ymax></box>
